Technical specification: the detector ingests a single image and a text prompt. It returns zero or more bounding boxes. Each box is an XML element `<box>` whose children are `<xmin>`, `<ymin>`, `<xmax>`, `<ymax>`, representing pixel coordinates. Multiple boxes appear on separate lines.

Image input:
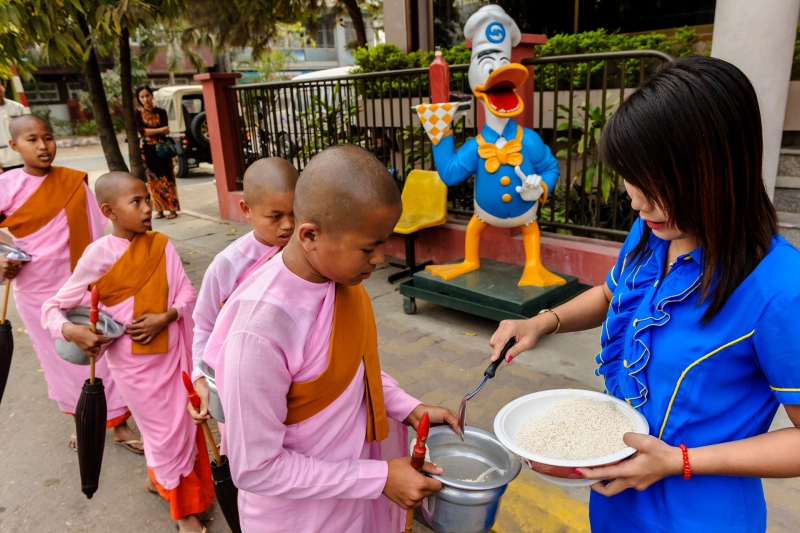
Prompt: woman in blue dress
<box><xmin>489</xmin><ymin>55</ymin><xmax>800</xmax><ymax>533</ymax></box>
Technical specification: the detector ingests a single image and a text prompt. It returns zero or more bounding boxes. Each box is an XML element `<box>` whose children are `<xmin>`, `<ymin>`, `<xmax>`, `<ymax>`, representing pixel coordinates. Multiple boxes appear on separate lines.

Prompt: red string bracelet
<box><xmin>679</xmin><ymin>444</ymin><xmax>691</xmax><ymax>480</ymax></box>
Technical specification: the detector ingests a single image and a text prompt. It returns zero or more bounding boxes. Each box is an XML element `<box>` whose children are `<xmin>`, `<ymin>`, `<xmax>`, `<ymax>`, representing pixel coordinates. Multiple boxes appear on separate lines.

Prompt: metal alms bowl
<box><xmin>494</xmin><ymin>389</ymin><xmax>650</xmax><ymax>487</ymax></box>
<box><xmin>200</xmin><ymin>361</ymin><xmax>225</xmax><ymax>423</ymax></box>
<box><xmin>420</xmin><ymin>425</ymin><xmax>521</xmax><ymax>533</ymax></box>
<box><xmin>54</xmin><ymin>307</ymin><xmax>125</xmax><ymax>366</ymax></box>
<box><xmin>0</xmin><ymin>244</ymin><xmax>31</xmax><ymax>262</ymax></box>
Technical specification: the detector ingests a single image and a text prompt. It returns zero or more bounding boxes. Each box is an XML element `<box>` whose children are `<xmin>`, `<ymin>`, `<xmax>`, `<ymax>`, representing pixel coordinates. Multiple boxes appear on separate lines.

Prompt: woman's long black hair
<box><xmin>599</xmin><ymin>55</ymin><xmax>779</xmax><ymax>324</ymax></box>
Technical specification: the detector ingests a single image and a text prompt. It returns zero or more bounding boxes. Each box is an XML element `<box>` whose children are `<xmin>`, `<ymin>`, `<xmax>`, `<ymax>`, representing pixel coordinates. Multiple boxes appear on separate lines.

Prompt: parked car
<box><xmin>153</xmin><ymin>85</ymin><xmax>212</xmax><ymax>178</ymax></box>
<box><xmin>255</xmin><ymin>67</ymin><xmax>355</xmax><ymax>161</ymax></box>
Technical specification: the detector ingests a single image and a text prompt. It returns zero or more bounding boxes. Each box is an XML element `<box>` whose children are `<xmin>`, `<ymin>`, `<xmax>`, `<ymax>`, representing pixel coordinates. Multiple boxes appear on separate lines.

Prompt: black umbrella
<box><xmin>0</xmin><ymin>280</ymin><xmax>13</xmax><ymax>405</ymax></box>
<box><xmin>74</xmin><ymin>287</ymin><xmax>106</xmax><ymax>498</ymax></box>
<box><xmin>182</xmin><ymin>371</ymin><xmax>242</xmax><ymax>533</ymax></box>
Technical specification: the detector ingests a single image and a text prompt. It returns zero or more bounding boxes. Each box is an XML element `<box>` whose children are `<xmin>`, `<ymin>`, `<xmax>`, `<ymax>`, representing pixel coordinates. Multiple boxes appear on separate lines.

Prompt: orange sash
<box><xmin>285</xmin><ymin>283</ymin><xmax>389</xmax><ymax>442</ymax></box>
<box><xmin>0</xmin><ymin>166</ymin><xmax>91</xmax><ymax>271</ymax></box>
<box><xmin>90</xmin><ymin>231</ymin><xmax>170</xmax><ymax>354</ymax></box>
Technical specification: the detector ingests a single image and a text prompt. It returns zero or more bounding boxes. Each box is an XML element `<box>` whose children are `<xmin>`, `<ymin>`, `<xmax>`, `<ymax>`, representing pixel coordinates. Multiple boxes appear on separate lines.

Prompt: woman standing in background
<box><xmin>134</xmin><ymin>84</ymin><xmax>179</xmax><ymax>219</ymax></box>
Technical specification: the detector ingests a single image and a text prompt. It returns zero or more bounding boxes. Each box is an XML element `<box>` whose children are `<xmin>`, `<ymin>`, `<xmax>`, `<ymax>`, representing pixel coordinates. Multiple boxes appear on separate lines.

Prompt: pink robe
<box><xmin>42</xmin><ymin>235</ymin><xmax>198</xmax><ymax>490</ymax></box>
<box><xmin>0</xmin><ymin>168</ymin><xmax>127</xmax><ymax>419</ymax></box>
<box><xmin>191</xmin><ymin>230</ymin><xmax>279</xmax><ymax>381</ymax></box>
<box><xmin>203</xmin><ymin>253</ymin><xmax>421</xmax><ymax>533</ymax></box>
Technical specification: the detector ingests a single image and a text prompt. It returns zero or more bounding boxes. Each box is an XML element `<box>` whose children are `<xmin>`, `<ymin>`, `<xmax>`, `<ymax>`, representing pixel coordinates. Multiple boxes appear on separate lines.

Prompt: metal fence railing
<box><xmin>225</xmin><ymin>49</ymin><xmax>673</xmax><ymax>240</ymax></box>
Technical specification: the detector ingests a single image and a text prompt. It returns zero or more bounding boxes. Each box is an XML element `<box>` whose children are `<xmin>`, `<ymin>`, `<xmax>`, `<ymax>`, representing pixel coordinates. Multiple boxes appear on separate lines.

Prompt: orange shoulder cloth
<box><xmin>0</xmin><ymin>166</ymin><xmax>91</xmax><ymax>271</ymax></box>
<box><xmin>285</xmin><ymin>283</ymin><xmax>389</xmax><ymax>442</ymax></box>
<box><xmin>90</xmin><ymin>231</ymin><xmax>170</xmax><ymax>354</ymax></box>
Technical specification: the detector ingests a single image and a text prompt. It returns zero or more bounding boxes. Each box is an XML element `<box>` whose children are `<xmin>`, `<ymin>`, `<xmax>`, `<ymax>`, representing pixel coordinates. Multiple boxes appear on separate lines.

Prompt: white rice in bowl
<box><xmin>513</xmin><ymin>397</ymin><xmax>635</xmax><ymax>460</ymax></box>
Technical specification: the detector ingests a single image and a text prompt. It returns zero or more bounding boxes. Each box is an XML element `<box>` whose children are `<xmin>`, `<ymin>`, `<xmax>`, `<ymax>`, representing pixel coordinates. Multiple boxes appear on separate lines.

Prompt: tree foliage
<box><xmin>185</xmin><ymin>0</ymin><xmax>310</xmax><ymax>59</ymax></box>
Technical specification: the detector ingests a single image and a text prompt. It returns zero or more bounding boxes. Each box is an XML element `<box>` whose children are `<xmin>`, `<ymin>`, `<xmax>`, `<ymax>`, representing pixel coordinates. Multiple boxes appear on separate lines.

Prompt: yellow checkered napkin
<box><xmin>415</xmin><ymin>103</ymin><xmax>459</xmax><ymax>146</ymax></box>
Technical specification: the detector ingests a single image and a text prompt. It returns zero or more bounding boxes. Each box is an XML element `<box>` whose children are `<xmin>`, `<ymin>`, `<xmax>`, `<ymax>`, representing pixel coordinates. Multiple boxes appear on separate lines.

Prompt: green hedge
<box><xmin>351</xmin><ymin>44</ymin><xmax>471</xmax><ymax>98</ymax></box>
<box><xmin>352</xmin><ymin>28</ymin><xmax>704</xmax><ymax>94</ymax></box>
<box><xmin>533</xmin><ymin>27</ymin><xmax>701</xmax><ymax>91</ymax></box>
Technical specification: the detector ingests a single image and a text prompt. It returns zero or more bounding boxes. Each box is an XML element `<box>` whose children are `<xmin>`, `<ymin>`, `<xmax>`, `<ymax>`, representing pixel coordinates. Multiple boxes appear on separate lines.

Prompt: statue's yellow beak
<box><xmin>473</xmin><ymin>63</ymin><xmax>529</xmax><ymax>118</ymax></box>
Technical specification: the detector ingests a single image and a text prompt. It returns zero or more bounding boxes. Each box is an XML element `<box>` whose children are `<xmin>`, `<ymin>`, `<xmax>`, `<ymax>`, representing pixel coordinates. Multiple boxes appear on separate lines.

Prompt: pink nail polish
<box><xmin>506</xmin><ymin>355</ymin><xmax>513</xmax><ymax>363</ymax></box>
<box><xmin>572</xmin><ymin>469</ymin><xmax>582</xmax><ymax>476</ymax></box>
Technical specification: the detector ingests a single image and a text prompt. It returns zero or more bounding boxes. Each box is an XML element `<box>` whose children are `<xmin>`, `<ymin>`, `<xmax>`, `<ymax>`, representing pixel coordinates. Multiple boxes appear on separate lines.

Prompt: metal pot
<box><xmin>0</xmin><ymin>243</ymin><xmax>31</xmax><ymax>262</ymax></box>
<box><xmin>55</xmin><ymin>307</ymin><xmax>125</xmax><ymax>366</ymax></box>
<box><xmin>421</xmin><ymin>425</ymin><xmax>521</xmax><ymax>533</ymax></box>
<box><xmin>199</xmin><ymin>361</ymin><xmax>224</xmax><ymax>423</ymax></box>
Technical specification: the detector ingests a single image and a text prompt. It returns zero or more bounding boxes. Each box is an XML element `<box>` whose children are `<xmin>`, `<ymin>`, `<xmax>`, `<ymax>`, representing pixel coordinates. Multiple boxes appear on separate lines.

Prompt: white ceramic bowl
<box><xmin>494</xmin><ymin>389</ymin><xmax>649</xmax><ymax>487</ymax></box>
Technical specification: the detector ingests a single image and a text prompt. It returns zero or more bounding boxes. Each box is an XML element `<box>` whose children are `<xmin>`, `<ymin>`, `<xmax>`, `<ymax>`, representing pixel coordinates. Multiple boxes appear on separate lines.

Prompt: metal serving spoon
<box><xmin>457</xmin><ymin>338</ymin><xmax>516</xmax><ymax>441</ymax></box>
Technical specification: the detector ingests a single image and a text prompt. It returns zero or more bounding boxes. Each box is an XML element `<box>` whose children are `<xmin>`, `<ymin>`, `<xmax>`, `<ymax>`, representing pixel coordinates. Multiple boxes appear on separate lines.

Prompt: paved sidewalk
<box><xmin>1</xmin><ymin>148</ymin><xmax>798</xmax><ymax>532</ymax></box>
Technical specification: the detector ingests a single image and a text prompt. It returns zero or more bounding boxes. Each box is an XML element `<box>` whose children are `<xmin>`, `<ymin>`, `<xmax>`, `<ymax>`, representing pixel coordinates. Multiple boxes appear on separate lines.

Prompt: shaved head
<box><xmin>9</xmin><ymin>114</ymin><xmax>51</xmax><ymax>140</ymax></box>
<box><xmin>294</xmin><ymin>145</ymin><xmax>401</xmax><ymax>233</ymax></box>
<box><xmin>95</xmin><ymin>171</ymin><xmax>143</xmax><ymax>206</ymax></box>
<box><xmin>243</xmin><ymin>157</ymin><xmax>299</xmax><ymax>207</ymax></box>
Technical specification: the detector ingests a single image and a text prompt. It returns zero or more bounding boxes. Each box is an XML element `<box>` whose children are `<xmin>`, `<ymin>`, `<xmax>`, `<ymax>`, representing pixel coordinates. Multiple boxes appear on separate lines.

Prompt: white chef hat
<box><xmin>464</xmin><ymin>5</ymin><xmax>521</xmax><ymax>56</ymax></box>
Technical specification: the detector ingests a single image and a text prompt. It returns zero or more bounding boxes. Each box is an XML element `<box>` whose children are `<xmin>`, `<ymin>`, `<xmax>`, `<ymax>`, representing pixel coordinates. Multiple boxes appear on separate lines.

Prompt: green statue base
<box><xmin>398</xmin><ymin>258</ymin><xmax>588</xmax><ymax>321</ymax></box>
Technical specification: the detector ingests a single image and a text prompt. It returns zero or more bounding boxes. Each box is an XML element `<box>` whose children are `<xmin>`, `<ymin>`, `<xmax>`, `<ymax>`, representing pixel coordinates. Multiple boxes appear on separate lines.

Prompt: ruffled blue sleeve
<box><xmin>606</xmin><ymin>217</ymin><xmax>646</xmax><ymax>292</ymax></box>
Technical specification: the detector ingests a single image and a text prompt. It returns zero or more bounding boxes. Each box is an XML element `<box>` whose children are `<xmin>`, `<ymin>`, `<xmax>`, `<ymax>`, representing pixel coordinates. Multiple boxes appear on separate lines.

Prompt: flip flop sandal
<box><xmin>115</xmin><ymin>438</ymin><xmax>145</xmax><ymax>454</ymax></box>
<box><xmin>174</xmin><ymin>523</ymin><xmax>207</xmax><ymax>532</ymax></box>
<box><xmin>166</xmin><ymin>212</ymin><xmax>178</xmax><ymax>219</ymax></box>
<box><xmin>153</xmin><ymin>212</ymin><xmax>164</xmax><ymax>219</ymax></box>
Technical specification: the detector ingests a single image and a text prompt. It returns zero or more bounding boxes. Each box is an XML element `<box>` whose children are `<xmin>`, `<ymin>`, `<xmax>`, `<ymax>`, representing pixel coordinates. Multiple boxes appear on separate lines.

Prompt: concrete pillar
<box><xmin>711</xmin><ymin>0</ymin><xmax>800</xmax><ymax>198</ymax></box>
<box><xmin>384</xmin><ymin>0</ymin><xmax>409</xmax><ymax>52</ymax></box>
<box><xmin>194</xmin><ymin>72</ymin><xmax>247</xmax><ymax>223</ymax></box>
<box><xmin>416</xmin><ymin>0</ymin><xmax>431</xmax><ymax>52</ymax></box>
<box><xmin>336</xmin><ymin>22</ymin><xmax>348</xmax><ymax>66</ymax></box>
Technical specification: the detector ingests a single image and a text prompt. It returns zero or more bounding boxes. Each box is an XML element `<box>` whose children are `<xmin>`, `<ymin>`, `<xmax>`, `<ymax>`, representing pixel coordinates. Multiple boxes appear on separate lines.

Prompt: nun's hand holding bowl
<box><xmin>576</xmin><ymin>432</ymin><xmax>684</xmax><ymax>496</ymax></box>
<box><xmin>0</xmin><ymin>254</ymin><xmax>21</xmax><ymax>279</ymax></box>
<box><xmin>61</xmin><ymin>322</ymin><xmax>112</xmax><ymax>357</ymax></box>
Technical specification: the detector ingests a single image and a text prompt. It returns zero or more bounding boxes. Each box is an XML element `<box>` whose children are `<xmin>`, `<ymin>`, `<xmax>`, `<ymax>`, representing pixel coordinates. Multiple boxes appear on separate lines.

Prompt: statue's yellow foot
<box><xmin>518</xmin><ymin>264</ymin><xmax>566</xmax><ymax>287</ymax></box>
<box><xmin>425</xmin><ymin>261</ymin><xmax>480</xmax><ymax>281</ymax></box>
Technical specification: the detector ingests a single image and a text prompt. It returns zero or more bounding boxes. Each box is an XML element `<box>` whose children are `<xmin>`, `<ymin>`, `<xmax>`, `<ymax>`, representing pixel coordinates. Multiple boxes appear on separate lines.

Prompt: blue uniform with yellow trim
<box><xmin>431</xmin><ymin>119</ymin><xmax>559</xmax><ymax>220</ymax></box>
<box><xmin>593</xmin><ymin>217</ymin><xmax>800</xmax><ymax>533</ymax></box>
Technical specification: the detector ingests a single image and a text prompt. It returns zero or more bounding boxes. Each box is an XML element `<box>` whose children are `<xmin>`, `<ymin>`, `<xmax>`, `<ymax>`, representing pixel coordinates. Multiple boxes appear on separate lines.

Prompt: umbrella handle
<box><xmin>404</xmin><ymin>509</ymin><xmax>415</xmax><ymax>533</ymax></box>
<box><xmin>201</xmin><ymin>421</ymin><xmax>223</xmax><ymax>465</ymax></box>
<box><xmin>1</xmin><ymin>279</ymin><xmax>9</xmax><ymax>323</ymax></box>
<box><xmin>89</xmin><ymin>356</ymin><xmax>95</xmax><ymax>385</ymax></box>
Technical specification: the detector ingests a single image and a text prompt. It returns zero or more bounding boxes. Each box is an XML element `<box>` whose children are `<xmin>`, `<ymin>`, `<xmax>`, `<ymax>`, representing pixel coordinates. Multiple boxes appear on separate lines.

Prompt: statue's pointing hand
<box><xmin>514</xmin><ymin>166</ymin><xmax>544</xmax><ymax>202</ymax></box>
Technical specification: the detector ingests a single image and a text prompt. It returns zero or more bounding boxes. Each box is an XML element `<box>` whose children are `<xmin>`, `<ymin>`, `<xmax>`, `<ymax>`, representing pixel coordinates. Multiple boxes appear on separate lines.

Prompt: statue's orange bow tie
<box><xmin>477</xmin><ymin>139</ymin><xmax>523</xmax><ymax>173</ymax></box>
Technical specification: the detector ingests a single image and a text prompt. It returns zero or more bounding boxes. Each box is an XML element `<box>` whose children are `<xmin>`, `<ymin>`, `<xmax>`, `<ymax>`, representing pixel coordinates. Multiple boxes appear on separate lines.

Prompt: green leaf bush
<box><xmin>351</xmin><ymin>44</ymin><xmax>471</xmax><ymax>98</ymax></box>
<box><xmin>534</xmin><ymin>27</ymin><xmax>702</xmax><ymax>91</ymax></box>
<box><xmin>351</xmin><ymin>28</ymin><xmax>704</xmax><ymax>94</ymax></box>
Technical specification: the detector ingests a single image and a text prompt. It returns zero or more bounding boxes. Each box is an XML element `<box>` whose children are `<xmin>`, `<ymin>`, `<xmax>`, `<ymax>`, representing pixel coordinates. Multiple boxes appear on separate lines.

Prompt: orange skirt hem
<box><xmin>148</xmin><ymin>426</ymin><xmax>215</xmax><ymax>520</ymax></box>
<box><xmin>62</xmin><ymin>410</ymin><xmax>131</xmax><ymax>429</ymax></box>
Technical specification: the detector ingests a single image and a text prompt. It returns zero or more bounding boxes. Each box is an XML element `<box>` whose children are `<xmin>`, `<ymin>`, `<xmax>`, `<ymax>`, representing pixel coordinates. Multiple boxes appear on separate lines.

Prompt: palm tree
<box><xmin>137</xmin><ymin>21</ymin><xmax>207</xmax><ymax>86</ymax></box>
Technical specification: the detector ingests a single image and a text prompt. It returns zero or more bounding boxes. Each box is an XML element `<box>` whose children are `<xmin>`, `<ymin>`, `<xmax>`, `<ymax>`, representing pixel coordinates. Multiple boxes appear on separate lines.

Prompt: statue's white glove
<box><xmin>514</xmin><ymin>166</ymin><xmax>544</xmax><ymax>202</ymax></box>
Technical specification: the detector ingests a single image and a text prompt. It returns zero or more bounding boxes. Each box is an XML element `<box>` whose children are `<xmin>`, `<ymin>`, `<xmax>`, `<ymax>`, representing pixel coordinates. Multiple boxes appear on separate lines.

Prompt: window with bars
<box><xmin>22</xmin><ymin>82</ymin><xmax>60</xmax><ymax>103</ymax></box>
<box><xmin>314</xmin><ymin>23</ymin><xmax>336</xmax><ymax>48</ymax></box>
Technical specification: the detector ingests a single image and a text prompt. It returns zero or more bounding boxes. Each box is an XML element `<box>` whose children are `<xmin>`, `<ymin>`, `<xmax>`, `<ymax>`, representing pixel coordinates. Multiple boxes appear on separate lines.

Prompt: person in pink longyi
<box><xmin>203</xmin><ymin>145</ymin><xmax>459</xmax><ymax>532</ymax></box>
<box><xmin>188</xmin><ymin>157</ymin><xmax>298</xmax><ymax>429</ymax></box>
<box><xmin>0</xmin><ymin>115</ymin><xmax>138</xmax><ymax>451</ymax></box>
<box><xmin>42</xmin><ymin>172</ymin><xmax>213</xmax><ymax>533</ymax></box>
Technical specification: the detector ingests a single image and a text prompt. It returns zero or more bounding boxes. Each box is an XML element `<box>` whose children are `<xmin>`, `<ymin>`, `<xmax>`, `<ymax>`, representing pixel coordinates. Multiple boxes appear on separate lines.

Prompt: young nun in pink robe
<box><xmin>42</xmin><ymin>172</ymin><xmax>212</xmax><ymax>532</ymax></box>
<box><xmin>203</xmin><ymin>145</ymin><xmax>459</xmax><ymax>533</ymax></box>
<box><xmin>0</xmin><ymin>116</ymin><xmax>129</xmax><ymax>431</ymax></box>
<box><xmin>189</xmin><ymin>158</ymin><xmax>297</xmax><ymax>430</ymax></box>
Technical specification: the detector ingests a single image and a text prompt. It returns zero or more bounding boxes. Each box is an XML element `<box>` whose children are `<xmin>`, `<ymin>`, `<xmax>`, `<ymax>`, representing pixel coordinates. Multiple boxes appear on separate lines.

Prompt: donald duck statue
<box><xmin>424</xmin><ymin>5</ymin><xmax>564</xmax><ymax>287</ymax></box>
